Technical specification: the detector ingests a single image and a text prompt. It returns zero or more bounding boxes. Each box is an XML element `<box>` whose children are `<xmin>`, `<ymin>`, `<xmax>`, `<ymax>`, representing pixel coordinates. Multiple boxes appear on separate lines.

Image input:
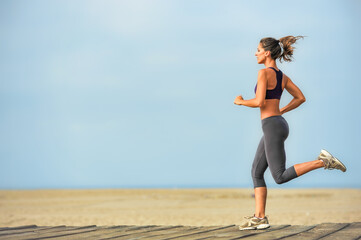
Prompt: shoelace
<box><xmin>318</xmin><ymin>154</ymin><xmax>334</xmax><ymax>170</ymax></box>
<box><xmin>327</xmin><ymin>157</ymin><xmax>340</xmax><ymax>169</ymax></box>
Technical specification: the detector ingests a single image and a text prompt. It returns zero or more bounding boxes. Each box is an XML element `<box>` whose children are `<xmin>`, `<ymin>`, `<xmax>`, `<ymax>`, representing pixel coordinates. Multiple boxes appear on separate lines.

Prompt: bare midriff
<box><xmin>260</xmin><ymin>99</ymin><xmax>282</xmax><ymax>120</ymax></box>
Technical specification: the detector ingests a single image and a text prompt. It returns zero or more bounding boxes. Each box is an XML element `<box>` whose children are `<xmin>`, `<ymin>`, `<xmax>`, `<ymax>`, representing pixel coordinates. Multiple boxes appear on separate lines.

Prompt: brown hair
<box><xmin>260</xmin><ymin>35</ymin><xmax>305</xmax><ymax>62</ymax></box>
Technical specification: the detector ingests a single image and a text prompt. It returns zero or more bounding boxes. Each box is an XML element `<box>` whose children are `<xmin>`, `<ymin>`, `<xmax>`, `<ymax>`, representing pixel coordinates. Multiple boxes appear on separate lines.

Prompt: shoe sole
<box><xmin>333</xmin><ymin>157</ymin><xmax>347</xmax><ymax>172</ymax></box>
<box><xmin>239</xmin><ymin>224</ymin><xmax>270</xmax><ymax>231</ymax></box>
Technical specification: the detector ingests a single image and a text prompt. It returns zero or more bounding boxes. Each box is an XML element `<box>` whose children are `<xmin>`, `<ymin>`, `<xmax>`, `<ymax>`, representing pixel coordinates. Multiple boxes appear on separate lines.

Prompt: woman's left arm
<box><xmin>234</xmin><ymin>69</ymin><xmax>267</xmax><ymax>108</ymax></box>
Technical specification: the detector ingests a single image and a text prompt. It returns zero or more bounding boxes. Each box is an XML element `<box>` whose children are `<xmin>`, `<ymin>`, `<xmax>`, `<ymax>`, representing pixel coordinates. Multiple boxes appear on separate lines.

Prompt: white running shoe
<box><xmin>239</xmin><ymin>215</ymin><xmax>270</xmax><ymax>230</ymax></box>
<box><xmin>318</xmin><ymin>149</ymin><xmax>346</xmax><ymax>172</ymax></box>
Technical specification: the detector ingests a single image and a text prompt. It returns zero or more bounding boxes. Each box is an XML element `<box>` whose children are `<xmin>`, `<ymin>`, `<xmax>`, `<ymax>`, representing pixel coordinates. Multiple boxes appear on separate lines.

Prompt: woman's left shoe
<box><xmin>239</xmin><ymin>215</ymin><xmax>270</xmax><ymax>230</ymax></box>
<box><xmin>318</xmin><ymin>149</ymin><xmax>346</xmax><ymax>172</ymax></box>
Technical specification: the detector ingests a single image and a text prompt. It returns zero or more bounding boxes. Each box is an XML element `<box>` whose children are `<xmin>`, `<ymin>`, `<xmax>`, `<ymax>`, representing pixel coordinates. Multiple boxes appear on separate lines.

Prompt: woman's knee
<box><xmin>274</xmin><ymin>177</ymin><xmax>286</xmax><ymax>185</ymax></box>
<box><xmin>251</xmin><ymin>167</ymin><xmax>263</xmax><ymax>180</ymax></box>
<box><xmin>252</xmin><ymin>169</ymin><xmax>266</xmax><ymax>187</ymax></box>
<box><xmin>272</xmin><ymin>167</ymin><xmax>298</xmax><ymax>184</ymax></box>
<box><xmin>272</xmin><ymin>173</ymin><xmax>287</xmax><ymax>185</ymax></box>
<box><xmin>252</xmin><ymin>176</ymin><xmax>266</xmax><ymax>188</ymax></box>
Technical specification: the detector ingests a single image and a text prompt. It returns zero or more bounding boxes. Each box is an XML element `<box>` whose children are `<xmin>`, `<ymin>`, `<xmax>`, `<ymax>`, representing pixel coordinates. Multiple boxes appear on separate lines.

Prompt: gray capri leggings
<box><xmin>252</xmin><ymin>115</ymin><xmax>298</xmax><ymax>188</ymax></box>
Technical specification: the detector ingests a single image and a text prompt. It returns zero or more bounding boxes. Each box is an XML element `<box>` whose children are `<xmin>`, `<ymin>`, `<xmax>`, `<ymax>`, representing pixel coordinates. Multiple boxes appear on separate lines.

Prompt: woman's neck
<box><xmin>264</xmin><ymin>59</ymin><xmax>277</xmax><ymax>69</ymax></box>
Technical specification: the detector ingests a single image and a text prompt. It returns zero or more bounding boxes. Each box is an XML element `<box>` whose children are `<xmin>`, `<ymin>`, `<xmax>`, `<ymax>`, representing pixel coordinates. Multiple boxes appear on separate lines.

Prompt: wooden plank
<box><xmin>36</xmin><ymin>226</ymin><xmax>127</xmax><ymax>240</ymax></box>
<box><xmin>240</xmin><ymin>225</ymin><xmax>316</xmax><ymax>240</ymax></box>
<box><xmin>3</xmin><ymin>225</ymin><xmax>98</xmax><ymax>240</ymax></box>
<box><xmin>0</xmin><ymin>226</ymin><xmax>86</xmax><ymax>240</ymax></box>
<box><xmin>147</xmin><ymin>226</ymin><xmax>238</xmax><ymax>240</ymax></box>
<box><xmin>99</xmin><ymin>226</ymin><xmax>214</xmax><ymax>240</ymax></box>
<box><xmin>0</xmin><ymin>226</ymin><xmax>57</xmax><ymax>237</ymax></box>
<box><xmin>320</xmin><ymin>222</ymin><xmax>361</xmax><ymax>240</ymax></box>
<box><xmin>281</xmin><ymin>223</ymin><xmax>349</xmax><ymax>240</ymax></box>
<box><xmin>0</xmin><ymin>226</ymin><xmax>93</xmax><ymax>240</ymax></box>
<box><xmin>99</xmin><ymin>225</ymin><xmax>193</xmax><ymax>240</ymax></box>
<box><xmin>48</xmin><ymin>225</ymin><xmax>167</xmax><ymax>240</ymax></box>
<box><xmin>122</xmin><ymin>225</ymin><xmax>236</xmax><ymax>240</ymax></box>
<box><xmin>88</xmin><ymin>225</ymin><xmax>176</xmax><ymax>239</ymax></box>
<box><xmin>190</xmin><ymin>225</ymin><xmax>289</xmax><ymax>240</ymax></box>
<box><xmin>0</xmin><ymin>225</ymin><xmax>37</xmax><ymax>232</ymax></box>
<box><xmin>130</xmin><ymin>226</ymin><xmax>228</xmax><ymax>240</ymax></box>
<box><xmin>0</xmin><ymin>223</ymin><xmax>360</xmax><ymax>239</ymax></box>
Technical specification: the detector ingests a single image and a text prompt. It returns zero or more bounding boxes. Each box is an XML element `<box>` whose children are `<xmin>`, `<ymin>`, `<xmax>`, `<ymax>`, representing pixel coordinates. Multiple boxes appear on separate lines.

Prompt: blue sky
<box><xmin>1</xmin><ymin>0</ymin><xmax>360</xmax><ymax>189</ymax></box>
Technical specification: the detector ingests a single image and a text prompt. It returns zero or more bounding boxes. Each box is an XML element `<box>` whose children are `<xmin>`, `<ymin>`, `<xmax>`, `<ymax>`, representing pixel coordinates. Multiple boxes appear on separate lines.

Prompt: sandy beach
<box><xmin>0</xmin><ymin>188</ymin><xmax>360</xmax><ymax>227</ymax></box>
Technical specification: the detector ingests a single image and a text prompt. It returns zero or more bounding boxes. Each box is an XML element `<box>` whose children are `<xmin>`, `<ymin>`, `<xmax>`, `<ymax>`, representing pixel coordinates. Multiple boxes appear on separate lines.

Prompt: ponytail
<box><xmin>260</xmin><ymin>35</ymin><xmax>305</xmax><ymax>63</ymax></box>
<box><xmin>278</xmin><ymin>36</ymin><xmax>305</xmax><ymax>62</ymax></box>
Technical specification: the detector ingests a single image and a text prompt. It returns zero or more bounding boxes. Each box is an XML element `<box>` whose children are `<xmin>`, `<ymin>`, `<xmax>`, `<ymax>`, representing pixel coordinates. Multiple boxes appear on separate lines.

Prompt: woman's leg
<box><xmin>254</xmin><ymin>187</ymin><xmax>267</xmax><ymax>218</ymax></box>
<box><xmin>263</xmin><ymin>116</ymin><xmax>325</xmax><ymax>183</ymax></box>
<box><xmin>294</xmin><ymin>159</ymin><xmax>324</xmax><ymax>176</ymax></box>
<box><xmin>252</xmin><ymin>136</ymin><xmax>268</xmax><ymax>188</ymax></box>
<box><xmin>263</xmin><ymin>116</ymin><xmax>298</xmax><ymax>184</ymax></box>
<box><xmin>253</xmin><ymin>161</ymin><xmax>324</xmax><ymax>220</ymax></box>
<box><xmin>252</xmin><ymin>136</ymin><xmax>269</xmax><ymax>218</ymax></box>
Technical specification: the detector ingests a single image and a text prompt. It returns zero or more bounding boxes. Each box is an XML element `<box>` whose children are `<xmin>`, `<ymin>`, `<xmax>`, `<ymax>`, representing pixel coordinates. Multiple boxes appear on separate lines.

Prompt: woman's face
<box><xmin>255</xmin><ymin>43</ymin><xmax>268</xmax><ymax>64</ymax></box>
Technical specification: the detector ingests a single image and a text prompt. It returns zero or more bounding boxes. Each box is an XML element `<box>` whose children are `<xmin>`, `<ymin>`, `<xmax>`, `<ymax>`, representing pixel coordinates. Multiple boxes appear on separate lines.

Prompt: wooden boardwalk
<box><xmin>0</xmin><ymin>223</ymin><xmax>360</xmax><ymax>240</ymax></box>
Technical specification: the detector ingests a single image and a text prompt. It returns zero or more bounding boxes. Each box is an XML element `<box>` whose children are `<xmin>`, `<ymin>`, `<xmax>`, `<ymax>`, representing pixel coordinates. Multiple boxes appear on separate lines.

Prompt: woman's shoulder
<box><xmin>257</xmin><ymin>68</ymin><xmax>269</xmax><ymax>76</ymax></box>
<box><xmin>258</xmin><ymin>67</ymin><xmax>272</xmax><ymax>72</ymax></box>
<box><xmin>258</xmin><ymin>67</ymin><xmax>280</xmax><ymax>78</ymax></box>
<box><xmin>259</xmin><ymin>67</ymin><xmax>279</xmax><ymax>75</ymax></box>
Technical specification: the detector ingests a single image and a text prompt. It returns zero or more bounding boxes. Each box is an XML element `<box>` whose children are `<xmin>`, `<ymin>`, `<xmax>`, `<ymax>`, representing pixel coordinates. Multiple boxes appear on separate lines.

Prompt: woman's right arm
<box><xmin>280</xmin><ymin>75</ymin><xmax>306</xmax><ymax>114</ymax></box>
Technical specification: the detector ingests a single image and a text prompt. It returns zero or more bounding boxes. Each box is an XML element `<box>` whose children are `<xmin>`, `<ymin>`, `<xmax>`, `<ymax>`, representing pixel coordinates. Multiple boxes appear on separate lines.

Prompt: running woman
<box><xmin>234</xmin><ymin>36</ymin><xmax>347</xmax><ymax>231</ymax></box>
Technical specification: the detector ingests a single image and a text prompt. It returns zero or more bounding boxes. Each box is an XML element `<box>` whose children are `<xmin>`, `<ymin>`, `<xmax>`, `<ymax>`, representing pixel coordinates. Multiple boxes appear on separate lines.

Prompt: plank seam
<box><xmin>0</xmin><ymin>225</ymin><xmax>38</xmax><ymax>231</ymax></box>
<box><xmin>227</xmin><ymin>225</ymin><xmax>291</xmax><ymax>240</ymax></box>
<box><xmin>159</xmin><ymin>225</ymin><xmax>236</xmax><ymax>240</ymax></box>
<box><xmin>24</xmin><ymin>229</ymin><xmax>99</xmax><ymax>240</ymax></box>
<box><xmin>99</xmin><ymin>225</ymin><xmax>185</xmax><ymax>240</ymax></box>
<box><xmin>316</xmin><ymin>223</ymin><xmax>354</xmax><ymax>240</ymax></box>
<box><xmin>277</xmin><ymin>225</ymin><xmax>317</xmax><ymax>240</ymax></box>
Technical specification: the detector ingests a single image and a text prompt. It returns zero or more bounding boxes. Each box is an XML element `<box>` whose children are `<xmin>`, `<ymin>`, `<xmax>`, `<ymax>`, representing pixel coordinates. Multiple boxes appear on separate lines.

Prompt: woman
<box><xmin>234</xmin><ymin>36</ymin><xmax>347</xmax><ymax>230</ymax></box>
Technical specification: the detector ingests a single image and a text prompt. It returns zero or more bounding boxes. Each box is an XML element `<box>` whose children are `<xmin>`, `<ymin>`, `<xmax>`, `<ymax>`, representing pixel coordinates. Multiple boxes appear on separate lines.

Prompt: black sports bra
<box><xmin>254</xmin><ymin>67</ymin><xmax>283</xmax><ymax>100</ymax></box>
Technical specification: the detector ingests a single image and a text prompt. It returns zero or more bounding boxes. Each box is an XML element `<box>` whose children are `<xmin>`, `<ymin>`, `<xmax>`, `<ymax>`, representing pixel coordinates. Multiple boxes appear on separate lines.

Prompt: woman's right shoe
<box><xmin>318</xmin><ymin>149</ymin><xmax>347</xmax><ymax>172</ymax></box>
<box><xmin>238</xmin><ymin>215</ymin><xmax>270</xmax><ymax>230</ymax></box>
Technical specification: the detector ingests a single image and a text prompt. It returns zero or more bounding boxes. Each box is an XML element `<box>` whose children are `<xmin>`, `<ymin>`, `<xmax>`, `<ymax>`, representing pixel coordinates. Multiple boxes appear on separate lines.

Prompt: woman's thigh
<box><xmin>262</xmin><ymin>117</ymin><xmax>289</xmax><ymax>175</ymax></box>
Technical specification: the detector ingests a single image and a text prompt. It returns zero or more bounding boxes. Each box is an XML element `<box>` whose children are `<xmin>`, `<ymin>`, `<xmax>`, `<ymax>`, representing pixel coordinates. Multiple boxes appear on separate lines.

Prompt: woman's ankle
<box><xmin>254</xmin><ymin>213</ymin><xmax>265</xmax><ymax>219</ymax></box>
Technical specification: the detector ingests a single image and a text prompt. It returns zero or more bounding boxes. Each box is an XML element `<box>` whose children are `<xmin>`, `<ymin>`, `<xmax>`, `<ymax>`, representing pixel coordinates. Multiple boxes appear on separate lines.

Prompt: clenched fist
<box><xmin>234</xmin><ymin>95</ymin><xmax>244</xmax><ymax>105</ymax></box>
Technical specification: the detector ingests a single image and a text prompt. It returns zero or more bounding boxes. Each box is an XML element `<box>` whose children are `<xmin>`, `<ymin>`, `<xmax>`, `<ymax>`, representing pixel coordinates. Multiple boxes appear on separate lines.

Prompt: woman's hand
<box><xmin>280</xmin><ymin>107</ymin><xmax>285</xmax><ymax>115</ymax></box>
<box><xmin>234</xmin><ymin>95</ymin><xmax>244</xmax><ymax>105</ymax></box>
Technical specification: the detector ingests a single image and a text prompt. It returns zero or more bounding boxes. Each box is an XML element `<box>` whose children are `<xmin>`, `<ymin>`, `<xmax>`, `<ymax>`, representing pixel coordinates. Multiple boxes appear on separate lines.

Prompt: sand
<box><xmin>0</xmin><ymin>188</ymin><xmax>360</xmax><ymax>227</ymax></box>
